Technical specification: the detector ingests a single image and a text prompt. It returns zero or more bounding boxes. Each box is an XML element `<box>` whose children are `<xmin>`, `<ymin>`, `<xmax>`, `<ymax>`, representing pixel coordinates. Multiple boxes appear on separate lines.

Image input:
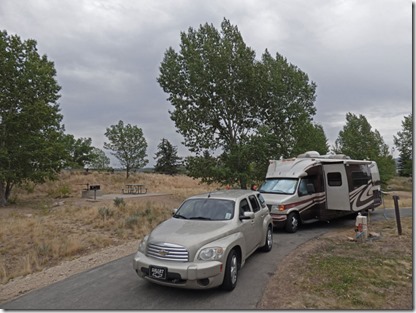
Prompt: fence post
<box><xmin>393</xmin><ymin>195</ymin><xmax>402</xmax><ymax>236</ymax></box>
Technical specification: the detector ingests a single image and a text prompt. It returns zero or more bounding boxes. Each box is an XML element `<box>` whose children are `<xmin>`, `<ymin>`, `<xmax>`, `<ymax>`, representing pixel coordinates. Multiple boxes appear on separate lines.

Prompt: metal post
<box><xmin>393</xmin><ymin>195</ymin><xmax>402</xmax><ymax>236</ymax></box>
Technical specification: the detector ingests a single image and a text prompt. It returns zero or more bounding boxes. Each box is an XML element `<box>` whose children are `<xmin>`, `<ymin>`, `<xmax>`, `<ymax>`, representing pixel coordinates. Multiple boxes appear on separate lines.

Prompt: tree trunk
<box><xmin>239</xmin><ymin>176</ymin><xmax>247</xmax><ymax>190</ymax></box>
<box><xmin>0</xmin><ymin>181</ymin><xmax>7</xmax><ymax>206</ymax></box>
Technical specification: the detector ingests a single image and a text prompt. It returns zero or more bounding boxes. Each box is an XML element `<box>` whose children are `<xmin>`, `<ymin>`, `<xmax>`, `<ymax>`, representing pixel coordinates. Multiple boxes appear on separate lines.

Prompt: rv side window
<box><xmin>352</xmin><ymin>171</ymin><xmax>371</xmax><ymax>188</ymax></box>
<box><xmin>327</xmin><ymin>172</ymin><xmax>342</xmax><ymax>186</ymax></box>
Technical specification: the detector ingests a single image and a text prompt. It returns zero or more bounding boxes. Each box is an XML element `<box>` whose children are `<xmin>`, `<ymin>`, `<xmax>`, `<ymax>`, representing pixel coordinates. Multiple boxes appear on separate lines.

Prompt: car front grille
<box><xmin>147</xmin><ymin>242</ymin><xmax>189</xmax><ymax>262</ymax></box>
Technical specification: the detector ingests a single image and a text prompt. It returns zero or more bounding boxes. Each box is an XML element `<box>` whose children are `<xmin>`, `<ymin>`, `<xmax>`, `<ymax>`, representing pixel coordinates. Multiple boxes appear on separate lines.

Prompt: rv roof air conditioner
<box><xmin>326</xmin><ymin>154</ymin><xmax>351</xmax><ymax>159</ymax></box>
<box><xmin>297</xmin><ymin>151</ymin><xmax>320</xmax><ymax>158</ymax></box>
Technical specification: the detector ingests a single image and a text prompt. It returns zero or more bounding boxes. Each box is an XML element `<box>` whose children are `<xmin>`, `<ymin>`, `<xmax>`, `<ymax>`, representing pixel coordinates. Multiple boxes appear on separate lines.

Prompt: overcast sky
<box><xmin>0</xmin><ymin>0</ymin><xmax>412</xmax><ymax>167</ymax></box>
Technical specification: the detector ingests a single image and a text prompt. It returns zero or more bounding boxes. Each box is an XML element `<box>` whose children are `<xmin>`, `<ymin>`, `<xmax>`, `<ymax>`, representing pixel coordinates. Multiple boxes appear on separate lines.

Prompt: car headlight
<box><xmin>138</xmin><ymin>235</ymin><xmax>149</xmax><ymax>253</ymax></box>
<box><xmin>270</xmin><ymin>205</ymin><xmax>279</xmax><ymax>212</ymax></box>
<box><xmin>198</xmin><ymin>247</ymin><xmax>224</xmax><ymax>261</ymax></box>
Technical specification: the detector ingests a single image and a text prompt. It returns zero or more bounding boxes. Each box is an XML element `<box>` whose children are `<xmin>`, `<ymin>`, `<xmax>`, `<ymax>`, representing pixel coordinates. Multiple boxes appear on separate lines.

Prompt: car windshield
<box><xmin>259</xmin><ymin>178</ymin><xmax>298</xmax><ymax>195</ymax></box>
<box><xmin>174</xmin><ymin>198</ymin><xmax>235</xmax><ymax>221</ymax></box>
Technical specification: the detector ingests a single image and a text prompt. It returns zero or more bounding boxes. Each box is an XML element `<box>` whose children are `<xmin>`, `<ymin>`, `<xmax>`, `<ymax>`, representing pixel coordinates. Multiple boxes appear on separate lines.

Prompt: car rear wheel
<box><xmin>285</xmin><ymin>212</ymin><xmax>300</xmax><ymax>233</ymax></box>
<box><xmin>221</xmin><ymin>249</ymin><xmax>238</xmax><ymax>291</ymax></box>
<box><xmin>261</xmin><ymin>225</ymin><xmax>273</xmax><ymax>252</ymax></box>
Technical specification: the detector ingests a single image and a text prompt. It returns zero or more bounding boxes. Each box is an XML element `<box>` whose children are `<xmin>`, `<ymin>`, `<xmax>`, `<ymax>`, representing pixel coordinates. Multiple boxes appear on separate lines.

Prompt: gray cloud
<box><xmin>0</xmin><ymin>0</ymin><xmax>411</xmax><ymax>166</ymax></box>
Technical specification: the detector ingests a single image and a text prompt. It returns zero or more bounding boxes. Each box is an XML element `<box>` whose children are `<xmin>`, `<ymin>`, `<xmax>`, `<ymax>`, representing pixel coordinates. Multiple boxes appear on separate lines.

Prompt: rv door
<box><xmin>323</xmin><ymin>163</ymin><xmax>350</xmax><ymax>211</ymax></box>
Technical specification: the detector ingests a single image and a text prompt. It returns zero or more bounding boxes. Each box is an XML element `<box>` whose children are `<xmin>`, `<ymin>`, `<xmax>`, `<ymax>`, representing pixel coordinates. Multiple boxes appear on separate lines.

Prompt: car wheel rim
<box><xmin>267</xmin><ymin>229</ymin><xmax>272</xmax><ymax>248</ymax></box>
<box><xmin>230</xmin><ymin>255</ymin><xmax>237</xmax><ymax>285</ymax></box>
<box><xmin>291</xmin><ymin>217</ymin><xmax>298</xmax><ymax>229</ymax></box>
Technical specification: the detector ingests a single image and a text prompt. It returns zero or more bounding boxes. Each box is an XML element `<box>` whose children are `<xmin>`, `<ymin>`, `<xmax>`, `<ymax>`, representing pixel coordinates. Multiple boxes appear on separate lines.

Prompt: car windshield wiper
<box><xmin>173</xmin><ymin>214</ymin><xmax>188</xmax><ymax>219</ymax></box>
<box><xmin>189</xmin><ymin>216</ymin><xmax>211</xmax><ymax>220</ymax></box>
<box><xmin>262</xmin><ymin>190</ymin><xmax>291</xmax><ymax>194</ymax></box>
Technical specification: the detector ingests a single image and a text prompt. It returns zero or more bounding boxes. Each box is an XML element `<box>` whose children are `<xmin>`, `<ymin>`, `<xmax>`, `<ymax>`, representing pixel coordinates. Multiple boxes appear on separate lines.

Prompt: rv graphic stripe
<box><xmin>349</xmin><ymin>181</ymin><xmax>374</xmax><ymax>211</ymax></box>
<box><xmin>282</xmin><ymin>193</ymin><xmax>326</xmax><ymax>213</ymax></box>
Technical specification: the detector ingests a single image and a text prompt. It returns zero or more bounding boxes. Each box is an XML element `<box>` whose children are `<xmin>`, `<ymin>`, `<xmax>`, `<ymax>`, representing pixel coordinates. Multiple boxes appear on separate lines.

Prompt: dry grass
<box><xmin>0</xmin><ymin>170</ymin><xmax>412</xmax><ymax>310</ymax></box>
<box><xmin>259</xmin><ymin>217</ymin><xmax>413</xmax><ymax>310</ymax></box>
<box><xmin>0</xmin><ymin>171</ymin><xmax>220</xmax><ymax>284</ymax></box>
<box><xmin>385</xmin><ymin>176</ymin><xmax>413</xmax><ymax>192</ymax></box>
<box><xmin>382</xmin><ymin>176</ymin><xmax>413</xmax><ymax>208</ymax></box>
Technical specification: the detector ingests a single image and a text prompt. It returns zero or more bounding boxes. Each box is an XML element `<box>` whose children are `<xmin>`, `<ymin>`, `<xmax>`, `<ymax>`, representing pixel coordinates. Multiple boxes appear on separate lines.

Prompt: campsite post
<box><xmin>393</xmin><ymin>195</ymin><xmax>402</xmax><ymax>236</ymax></box>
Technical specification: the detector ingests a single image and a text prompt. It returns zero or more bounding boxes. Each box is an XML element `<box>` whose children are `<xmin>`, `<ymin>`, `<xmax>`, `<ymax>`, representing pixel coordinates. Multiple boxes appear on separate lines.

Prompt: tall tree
<box><xmin>104</xmin><ymin>120</ymin><xmax>148</xmax><ymax>178</ymax></box>
<box><xmin>158</xmin><ymin>18</ymin><xmax>319</xmax><ymax>188</ymax></box>
<box><xmin>86</xmin><ymin>147</ymin><xmax>111</xmax><ymax>170</ymax></box>
<box><xmin>185</xmin><ymin>150</ymin><xmax>224</xmax><ymax>185</ymax></box>
<box><xmin>333</xmin><ymin>113</ymin><xmax>396</xmax><ymax>184</ymax></box>
<box><xmin>158</xmin><ymin>19</ymin><xmax>259</xmax><ymax>153</ymax></box>
<box><xmin>292</xmin><ymin>122</ymin><xmax>329</xmax><ymax>157</ymax></box>
<box><xmin>154</xmin><ymin>138</ymin><xmax>182</xmax><ymax>175</ymax></box>
<box><xmin>63</xmin><ymin>135</ymin><xmax>95</xmax><ymax>169</ymax></box>
<box><xmin>393</xmin><ymin>114</ymin><xmax>412</xmax><ymax>177</ymax></box>
<box><xmin>257</xmin><ymin>50</ymin><xmax>318</xmax><ymax>158</ymax></box>
<box><xmin>0</xmin><ymin>31</ymin><xmax>67</xmax><ymax>206</ymax></box>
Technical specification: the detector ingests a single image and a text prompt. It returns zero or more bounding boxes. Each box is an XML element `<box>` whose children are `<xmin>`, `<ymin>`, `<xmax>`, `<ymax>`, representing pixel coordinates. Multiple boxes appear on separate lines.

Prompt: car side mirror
<box><xmin>240</xmin><ymin>211</ymin><xmax>254</xmax><ymax>220</ymax></box>
<box><xmin>172</xmin><ymin>208</ymin><xmax>178</xmax><ymax>216</ymax></box>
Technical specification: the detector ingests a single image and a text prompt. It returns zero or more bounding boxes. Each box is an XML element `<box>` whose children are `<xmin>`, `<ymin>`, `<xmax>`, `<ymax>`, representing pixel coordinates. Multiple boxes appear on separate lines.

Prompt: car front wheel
<box><xmin>221</xmin><ymin>249</ymin><xmax>238</xmax><ymax>291</ymax></box>
<box><xmin>261</xmin><ymin>225</ymin><xmax>273</xmax><ymax>252</ymax></box>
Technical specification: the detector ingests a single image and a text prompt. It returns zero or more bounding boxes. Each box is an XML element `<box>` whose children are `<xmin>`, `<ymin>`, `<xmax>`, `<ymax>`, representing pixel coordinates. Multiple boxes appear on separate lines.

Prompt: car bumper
<box><xmin>133</xmin><ymin>251</ymin><xmax>225</xmax><ymax>289</ymax></box>
<box><xmin>270</xmin><ymin>213</ymin><xmax>287</xmax><ymax>228</ymax></box>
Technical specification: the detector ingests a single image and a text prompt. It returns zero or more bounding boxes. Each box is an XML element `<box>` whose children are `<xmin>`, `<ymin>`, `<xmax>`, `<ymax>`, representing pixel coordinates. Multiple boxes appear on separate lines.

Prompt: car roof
<box><xmin>187</xmin><ymin>189</ymin><xmax>258</xmax><ymax>201</ymax></box>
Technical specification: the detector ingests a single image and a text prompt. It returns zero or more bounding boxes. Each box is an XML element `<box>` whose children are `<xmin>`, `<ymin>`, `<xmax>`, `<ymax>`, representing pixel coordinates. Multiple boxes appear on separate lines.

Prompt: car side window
<box><xmin>256</xmin><ymin>193</ymin><xmax>267</xmax><ymax>209</ymax></box>
<box><xmin>248</xmin><ymin>195</ymin><xmax>260</xmax><ymax>212</ymax></box>
<box><xmin>239</xmin><ymin>198</ymin><xmax>251</xmax><ymax>216</ymax></box>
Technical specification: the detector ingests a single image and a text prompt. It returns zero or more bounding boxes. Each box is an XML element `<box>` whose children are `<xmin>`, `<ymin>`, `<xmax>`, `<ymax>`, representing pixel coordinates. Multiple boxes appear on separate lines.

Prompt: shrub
<box><xmin>48</xmin><ymin>184</ymin><xmax>71</xmax><ymax>198</ymax></box>
<box><xmin>21</xmin><ymin>181</ymin><xmax>36</xmax><ymax>193</ymax></box>
<box><xmin>98</xmin><ymin>207</ymin><xmax>113</xmax><ymax>221</ymax></box>
<box><xmin>125</xmin><ymin>213</ymin><xmax>140</xmax><ymax>229</ymax></box>
<box><xmin>113</xmin><ymin>197</ymin><xmax>125</xmax><ymax>207</ymax></box>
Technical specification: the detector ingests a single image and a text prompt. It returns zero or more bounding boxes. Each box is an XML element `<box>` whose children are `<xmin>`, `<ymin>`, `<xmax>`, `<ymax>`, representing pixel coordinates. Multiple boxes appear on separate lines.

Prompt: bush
<box><xmin>125</xmin><ymin>213</ymin><xmax>140</xmax><ymax>229</ymax></box>
<box><xmin>98</xmin><ymin>207</ymin><xmax>113</xmax><ymax>221</ymax></box>
<box><xmin>113</xmin><ymin>197</ymin><xmax>125</xmax><ymax>207</ymax></box>
<box><xmin>48</xmin><ymin>184</ymin><xmax>71</xmax><ymax>198</ymax></box>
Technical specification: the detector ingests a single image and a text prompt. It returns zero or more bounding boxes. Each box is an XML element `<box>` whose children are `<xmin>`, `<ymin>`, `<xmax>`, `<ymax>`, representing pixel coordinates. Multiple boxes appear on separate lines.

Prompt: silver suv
<box><xmin>133</xmin><ymin>189</ymin><xmax>273</xmax><ymax>291</ymax></box>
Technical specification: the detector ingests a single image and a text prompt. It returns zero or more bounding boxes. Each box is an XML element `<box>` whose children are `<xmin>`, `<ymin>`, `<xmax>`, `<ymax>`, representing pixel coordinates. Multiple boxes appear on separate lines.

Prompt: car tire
<box><xmin>285</xmin><ymin>212</ymin><xmax>300</xmax><ymax>233</ymax></box>
<box><xmin>221</xmin><ymin>249</ymin><xmax>238</xmax><ymax>291</ymax></box>
<box><xmin>261</xmin><ymin>225</ymin><xmax>273</xmax><ymax>252</ymax></box>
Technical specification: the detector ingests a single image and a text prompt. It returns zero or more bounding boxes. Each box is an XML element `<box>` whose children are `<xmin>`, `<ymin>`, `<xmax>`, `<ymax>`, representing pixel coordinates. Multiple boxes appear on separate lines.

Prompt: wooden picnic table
<box><xmin>123</xmin><ymin>184</ymin><xmax>147</xmax><ymax>194</ymax></box>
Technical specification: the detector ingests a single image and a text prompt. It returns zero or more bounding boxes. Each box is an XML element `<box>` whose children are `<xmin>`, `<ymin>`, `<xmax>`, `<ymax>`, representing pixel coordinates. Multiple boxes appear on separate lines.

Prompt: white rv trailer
<box><xmin>259</xmin><ymin>151</ymin><xmax>382</xmax><ymax>233</ymax></box>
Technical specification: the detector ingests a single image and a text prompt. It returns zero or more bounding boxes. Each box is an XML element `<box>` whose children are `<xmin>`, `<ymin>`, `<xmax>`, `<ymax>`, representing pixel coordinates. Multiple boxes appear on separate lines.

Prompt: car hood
<box><xmin>148</xmin><ymin>218</ymin><xmax>233</xmax><ymax>249</ymax></box>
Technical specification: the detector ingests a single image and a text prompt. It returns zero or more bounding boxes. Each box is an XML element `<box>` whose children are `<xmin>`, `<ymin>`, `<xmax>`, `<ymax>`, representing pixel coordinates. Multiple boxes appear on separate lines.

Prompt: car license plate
<box><xmin>149</xmin><ymin>265</ymin><xmax>167</xmax><ymax>280</ymax></box>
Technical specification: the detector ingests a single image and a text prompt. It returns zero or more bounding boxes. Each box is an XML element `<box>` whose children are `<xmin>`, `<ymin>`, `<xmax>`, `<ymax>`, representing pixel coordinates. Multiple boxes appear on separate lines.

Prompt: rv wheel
<box><xmin>285</xmin><ymin>212</ymin><xmax>300</xmax><ymax>233</ymax></box>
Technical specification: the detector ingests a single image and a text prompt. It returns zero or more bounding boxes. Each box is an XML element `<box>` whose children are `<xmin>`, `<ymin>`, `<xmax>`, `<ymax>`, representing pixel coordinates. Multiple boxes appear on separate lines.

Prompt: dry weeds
<box><xmin>0</xmin><ymin>171</ymin><xmax>412</xmax><ymax>310</ymax></box>
<box><xmin>0</xmin><ymin>171</ymin><xmax>220</xmax><ymax>284</ymax></box>
<box><xmin>259</xmin><ymin>217</ymin><xmax>413</xmax><ymax>310</ymax></box>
